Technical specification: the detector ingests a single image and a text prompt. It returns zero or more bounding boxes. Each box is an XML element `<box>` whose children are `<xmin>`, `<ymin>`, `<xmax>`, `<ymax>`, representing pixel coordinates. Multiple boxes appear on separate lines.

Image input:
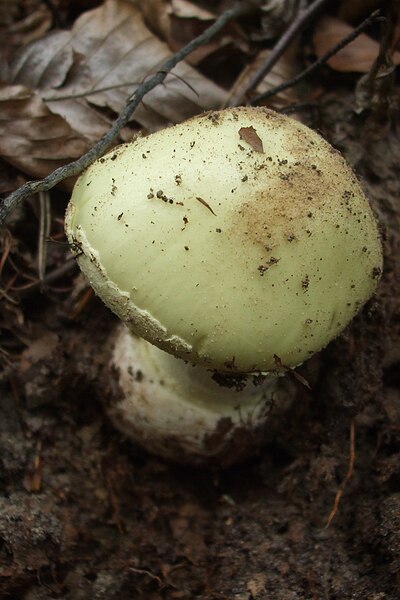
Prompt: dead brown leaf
<box><xmin>132</xmin><ymin>0</ymin><xmax>215</xmax><ymax>42</ymax></box>
<box><xmin>10</xmin><ymin>30</ymin><xmax>76</xmax><ymax>90</ymax></box>
<box><xmin>0</xmin><ymin>0</ymin><xmax>21</xmax><ymax>27</ymax></box>
<box><xmin>131</xmin><ymin>0</ymin><xmax>171</xmax><ymax>42</ymax></box>
<box><xmin>171</xmin><ymin>0</ymin><xmax>215</xmax><ymax>20</ymax></box>
<box><xmin>168</xmin><ymin>16</ymin><xmax>218</xmax><ymax>65</ymax></box>
<box><xmin>0</xmin><ymin>7</ymin><xmax>52</xmax><ymax>73</ymax></box>
<box><xmin>260</xmin><ymin>0</ymin><xmax>299</xmax><ymax>40</ymax></box>
<box><xmin>239</xmin><ymin>126</ymin><xmax>264</xmax><ymax>153</ymax></box>
<box><xmin>6</xmin><ymin>7</ymin><xmax>52</xmax><ymax>48</ymax></box>
<box><xmin>227</xmin><ymin>44</ymin><xmax>300</xmax><ymax>108</ymax></box>
<box><xmin>313</xmin><ymin>16</ymin><xmax>400</xmax><ymax>73</ymax></box>
<box><xmin>132</xmin><ymin>0</ymin><xmax>244</xmax><ymax>66</ymax></box>
<box><xmin>7</xmin><ymin>0</ymin><xmax>226</xmax><ymax>135</ymax></box>
<box><xmin>0</xmin><ymin>84</ymin><xmax>89</xmax><ymax>179</ymax></box>
<box><xmin>338</xmin><ymin>0</ymin><xmax>382</xmax><ymax>23</ymax></box>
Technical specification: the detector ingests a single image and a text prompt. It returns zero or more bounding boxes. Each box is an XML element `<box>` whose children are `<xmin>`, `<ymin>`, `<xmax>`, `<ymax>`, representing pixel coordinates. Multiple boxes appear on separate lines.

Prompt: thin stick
<box><xmin>0</xmin><ymin>3</ymin><xmax>248</xmax><ymax>226</ymax></box>
<box><xmin>356</xmin><ymin>13</ymin><xmax>394</xmax><ymax>119</ymax></box>
<box><xmin>252</xmin><ymin>10</ymin><xmax>382</xmax><ymax>105</ymax></box>
<box><xmin>43</xmin><ymin>72</ymin><xmax>199</xmax><ymax>103</ymax></box>
<box><xmin>229</xmin><ymin>0</ymin><xmax>330</xmax><ymax>106</ymax></box>
<box><xmin>37</xmin><ymin>191</ymin><xmax>51</xmax><ymax>282</ymax></box>
<box><xmin>325</xmin><ymin>420</ymin><xmax>356</xmax><ymax>528</ymax></box>
<box><xmin>43</xmin><ymin>82</ymin><xmax>143</xmax><ymax>102</ymax></box>
<box><xmin>10</xmin><ymin>256</ymin><xmax>77</xmax><ymax>294</ymax></box>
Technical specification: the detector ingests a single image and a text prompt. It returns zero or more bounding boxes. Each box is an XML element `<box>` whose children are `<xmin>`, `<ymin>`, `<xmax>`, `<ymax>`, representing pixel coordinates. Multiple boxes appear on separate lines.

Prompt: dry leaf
<box><xmin>228</xmin><ymin>44</ymin><xmax>299</xmax><ymax>108</ymax></box>
<box><xmin>0</xmin><ymin>0</ymin><xmax>20</xmax><ymax>27</ymax></box>
<box><xmin>8</xmin><ymin>0</ymin><xmax>226</xmax><ymax>134</ymax></box>
<box><xmin>0</xmin><ymin>84</ymin><xmax>89</xmax><ymax>179</ymax></box>
<box><xmin>239</xmin><ymin>126</ymin><xmax>264</xmax><ymax>153</ymax></box>
<box><xmin>7</xmin><ymin>9</ymin><xmax>52</xmax><ymax>46</ymax></box>
<box><xmin>0</xmin><ymin>6</ymin><xmax>51</xmax><ymax>81</ymax></box>
<box><xmin>313</xmin><ymin>16</ymin><xmax>400</xmax><ymax>73</ymax></box>
<box><xmin>130</xmin><ymin>0</ymin><xmax>171</xmax><ymax>41</ymax></box>
<box><xmin>256</xmin><ymin>52</ymin><xmax>299</xmax><ymax>104</ymax></box>
<box><xmin>171</xmin><ymin>0</ymin><xmax>215</xmax><ymax>20</ymax></box>
<box><xmin>11</xmin><ymin>31</ymin><xmax>75</xmax><ymax>90</ymax></box>
<box><xmin>168</xmin><ymin>1</ymin><xmax>247</xmax><ymax>66</ymax></box>
<box><xmin>168</xmin><ymin>15</ymin><xmax>220</xmax><ymax>64</ymax></box>
<box><xmin>338</xmin><ymin>0</ymin><xmax>382</xmax><ymax>23</ymax></box>
<box><xmin>0</xmin><ymin>7</ymin><xmax>52</xmax><ymax>71</ymax></box>
<box><xmin>132</xmin><ymin>0</ymin><xmax>242</xmax><ymax>66</ymax></box>
<box><xmin>131</xmin><ymin>0</ymin><xmax>216</xmax><ymax>40</ymax></box>
<box><xmin>260</xmin><ymin>0</ymin><xmax>299</xmax><ymax>40</ymax></box>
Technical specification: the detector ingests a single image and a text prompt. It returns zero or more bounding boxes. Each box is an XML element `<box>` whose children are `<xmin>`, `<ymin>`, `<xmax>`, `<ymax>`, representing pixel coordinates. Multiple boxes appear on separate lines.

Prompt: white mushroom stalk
<box><xmin>110</xmin><ymin>327</ymin><xmax>293</xmax><ymax>464</ymax></box>
<box><xmin>65</xmin><ymin>107</ymin><xmax>382</xmax><ymax>465</ymax></box>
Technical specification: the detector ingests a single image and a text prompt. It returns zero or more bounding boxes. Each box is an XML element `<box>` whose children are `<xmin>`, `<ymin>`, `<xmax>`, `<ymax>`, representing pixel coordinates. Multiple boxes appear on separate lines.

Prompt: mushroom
<box><xmin>65</xmin><ymin>107</ymin><xmax>382</xmax><ymax>465</ymax></box>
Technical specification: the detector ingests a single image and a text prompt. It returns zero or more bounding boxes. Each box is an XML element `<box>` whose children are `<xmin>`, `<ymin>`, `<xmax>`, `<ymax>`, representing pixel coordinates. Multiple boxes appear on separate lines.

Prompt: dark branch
<box><xmin>228</xmin><ymin>0</ymin><xmax>330</xmax><ymax>106</ymax></box>
<box><xmin>252</xmin><ymin>10</ymin><xmax>382</xmax><ymax>106</ymax></box>
<box><xmin>355</xmin><ymin>12</ymin><xmax>395</xmax><ymax>121</ymax></box>
<box><xmin>0</xmin><ymin>3</ymin><xmax>248</xmax><ymax>226</ymax></box>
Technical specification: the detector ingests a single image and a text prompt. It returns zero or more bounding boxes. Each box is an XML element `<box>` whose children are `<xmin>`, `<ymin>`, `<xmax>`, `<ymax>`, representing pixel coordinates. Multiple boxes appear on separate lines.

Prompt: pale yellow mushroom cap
<box><xmin>65</xmin><ymin>107</ymin><xmax>382</xmax><ymax>373</ymax></box>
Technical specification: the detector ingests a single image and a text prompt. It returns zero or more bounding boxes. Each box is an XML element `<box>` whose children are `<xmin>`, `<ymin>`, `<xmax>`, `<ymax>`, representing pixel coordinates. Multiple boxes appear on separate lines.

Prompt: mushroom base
<box><xmin>108</xmin><ymin>325</ymin><xmax>296</xmax><ymax>466</ymax></box>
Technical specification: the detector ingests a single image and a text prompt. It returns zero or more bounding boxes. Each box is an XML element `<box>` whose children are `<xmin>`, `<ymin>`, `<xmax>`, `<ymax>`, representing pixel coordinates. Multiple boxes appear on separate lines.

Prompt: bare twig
<box><xmin>325</xmin><ymin>420</ymin><xmax>356</xmax><ymax>528</ymax></box>
<box><xmin>229</xmin><ymin>0</ymin><xmax>330</xmax><ymax>106</ymax></box>
<box><xmin>252</xmin><ymin>10</ymin><xmax>382</xmax><ymax>106</ymax></box>
<box><xmin>44</xmin><ymin>72</ymin><xmax>200</xmax><ymax>103</ymax></box>
<box><xmin>37</xmin><ymin>192</ymin><xmax>51</xmax><ymax>282</ymax></box>
<box><xmin>0</xmin><ymin>230</ymin><xmax>13</xmax><ymax>278</ymax></box>
<box><xmin>355</xmin><ymin>13</ymin><xmax>395</xmax><ymax>121</ymax></box>
<box><xmin>10</xmin><ymin>256</ymin><xmax>77</xmax><ymax>295</ymax></box>
<box><xmin>0</xmin><ymin>3</ymin><xmax>249</xmax><ymax>226</ymax></box>
<box><xmin>43</xmin><ymin>82</ymin><xmax>143</xmax><ymax>102</ymax></box>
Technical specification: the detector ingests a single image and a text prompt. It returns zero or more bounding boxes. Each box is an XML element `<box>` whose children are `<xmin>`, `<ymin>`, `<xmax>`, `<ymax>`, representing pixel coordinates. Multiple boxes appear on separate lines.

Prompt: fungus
<box><xmin>65</xmin><ymin>107</ymin><xmax>382</xmax><ymax>465</ymax></box>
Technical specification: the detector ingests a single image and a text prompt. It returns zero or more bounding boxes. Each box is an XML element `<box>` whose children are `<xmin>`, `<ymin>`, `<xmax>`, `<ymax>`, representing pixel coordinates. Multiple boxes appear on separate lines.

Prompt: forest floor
<box><xmin>1</xmin><ymin>1</ymin><xmax>399</xmax><ymax>598</ymax></box>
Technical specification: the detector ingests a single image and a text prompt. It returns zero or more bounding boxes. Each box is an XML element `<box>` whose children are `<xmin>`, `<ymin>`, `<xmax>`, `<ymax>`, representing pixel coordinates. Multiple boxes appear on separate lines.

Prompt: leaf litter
<box><xmin>0</xmin><ymin>0</ymin><xmax>227</xmax><ymax>182</ymax></box>
<box><xmin>7</xmin><ymin>0</ymin><xmax>226</xmax><ymax>130</ymax></box>
<box><xmin>313</xmin><ymin>15</ymin><xmax>400</xmax><ymax>73</ymax></box>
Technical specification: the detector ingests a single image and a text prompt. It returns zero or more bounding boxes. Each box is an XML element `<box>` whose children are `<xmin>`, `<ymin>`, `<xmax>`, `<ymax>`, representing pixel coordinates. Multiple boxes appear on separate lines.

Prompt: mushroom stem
<box><xmin>109</xmin><ymin>325</ymin><xmax>294</xmax><ymax>465</ymax></box>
